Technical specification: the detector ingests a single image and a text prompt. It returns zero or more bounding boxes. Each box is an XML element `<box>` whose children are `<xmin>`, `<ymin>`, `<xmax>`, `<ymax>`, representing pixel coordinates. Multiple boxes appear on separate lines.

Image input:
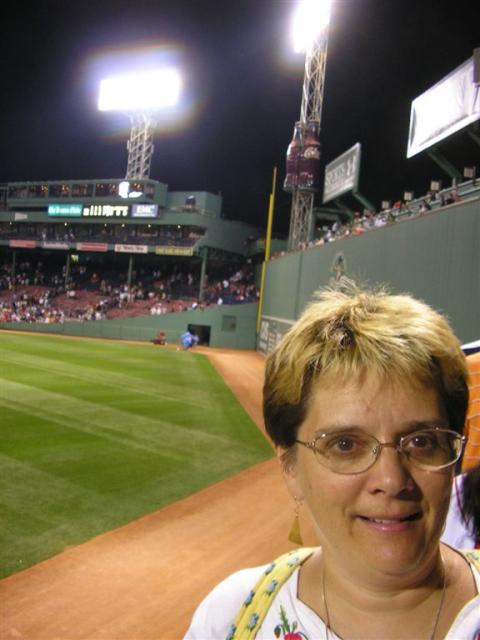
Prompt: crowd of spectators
<box><xmin>0</xmin><ymin>258</ymin><xmax>258</xmax><ymax>324</ymax></box>
<box><xmin>0</xmin><ymin>222</ymin><xmax>205</xmax><ymax>247</ymax></box>
<box><xmin>272</xmin><ymin>181</ymin><xmax>469</xmax><ymax>257</ymax></box>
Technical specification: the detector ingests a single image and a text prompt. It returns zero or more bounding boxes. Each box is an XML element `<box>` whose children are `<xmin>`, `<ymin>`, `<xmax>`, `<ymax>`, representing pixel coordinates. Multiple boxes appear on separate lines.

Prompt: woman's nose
<box><xmin>366</xmin><ymin>443</ymin><xmax>414</xmax><ymax>495</ymax></box>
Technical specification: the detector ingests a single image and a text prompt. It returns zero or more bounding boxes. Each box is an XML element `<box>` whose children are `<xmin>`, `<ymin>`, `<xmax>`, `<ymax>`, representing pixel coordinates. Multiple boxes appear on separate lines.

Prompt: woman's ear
<box><xmin>276</xmin><ymin>446</ymin><xmax>304</xmax><ymax>501</ymax></box>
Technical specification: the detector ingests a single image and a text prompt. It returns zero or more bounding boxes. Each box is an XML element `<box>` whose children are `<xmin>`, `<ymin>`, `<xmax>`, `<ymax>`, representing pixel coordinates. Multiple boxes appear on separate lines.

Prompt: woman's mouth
<box><xmin>358</xmin><ymin>512</ymin><xmax>421</xmax><ymax>531</ymax></box>
<box><xmin>363</xmin><ymin>513</ymin><xmax>421</xmax><ymax>523</ymax></box>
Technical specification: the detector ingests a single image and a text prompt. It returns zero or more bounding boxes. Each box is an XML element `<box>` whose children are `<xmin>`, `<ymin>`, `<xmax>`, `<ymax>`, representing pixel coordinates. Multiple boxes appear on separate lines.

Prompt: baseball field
<box><xmin>0</xmin><ymin>332</ymin><xmax>273</xmax><ymax>579</ymax></box>
<box><xmin>0</xmin><ymin>333</ymin><xmax>314</xmax><ymax>638</ymax></box>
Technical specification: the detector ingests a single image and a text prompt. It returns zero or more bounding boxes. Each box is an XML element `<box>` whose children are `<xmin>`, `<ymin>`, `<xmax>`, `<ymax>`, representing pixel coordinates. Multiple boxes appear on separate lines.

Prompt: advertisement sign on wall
<box><xmin>83</xmin><ymin>205</ymin><xmax>129</xmax><ymax>218</ymax></box>
<box><xmin>48</xmin><ymin>204</ymin><xmax>83</xmax><ymax>217</ymax></box>
<box><xmin>42</xmin><ymin>242</ymin><xmax>70</xmax><ymax>250</ymax></box>
<box><xmin>155</xmin><ymin>246</ymin><xmax>194</xmax><ymax>256</ymax></box>
<box><xmin>322</xmin><ymin>143</ymin><xmax>361</xmax><ymax>204</ymax></box>
<box><xmin>114</xmin><ymin>244</ymin><xmax>149</xmax><ymax>254</ymax></box>
<box><xmin>76</xmin><ymin>242</ymin><xmax>109</xmax><ymax>252</ymax></box>
<box><xmin>9</xmin><ymin>240</ymin><xmax>37</xmax><ymax>249</ymax></box>
<box><xmin>131</xmin><ymin>204</ymin><xmax>158</xmax><ymax>218</ymax></box>
<box><xmin>407</xmin><ymin>56</ymin><xmax>480</xmax><ymax>158</ymax></box>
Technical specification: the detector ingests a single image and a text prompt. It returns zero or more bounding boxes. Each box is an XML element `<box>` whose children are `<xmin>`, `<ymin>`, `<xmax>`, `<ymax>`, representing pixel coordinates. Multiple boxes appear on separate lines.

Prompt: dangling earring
<box><xmin>288</xmin><ymin>496</ymin><xmax>304</xmax><ymax>545</ymax></box>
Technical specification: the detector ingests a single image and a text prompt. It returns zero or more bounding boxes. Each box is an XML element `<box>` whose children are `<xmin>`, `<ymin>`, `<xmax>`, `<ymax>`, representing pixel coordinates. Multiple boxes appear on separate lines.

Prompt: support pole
<box><xmin>199</xmin><ymin>247</ymin><xmax>208</xmax><ymax>302</ymax></box>
<box><xmin>352</xmin><ymin>191</ymin><xmax>376</xmax><ymax>213</ymax></box>
<box><xmin>467</xmin><ymin>128</ymin><xmax>480</xmax><ymax>148</ymax></box>
<box><xmin>287</xmin><ymin>26</ymin><xmax>329</xmax><ymax>252</ymax></box>
<box><xmin>127</xmin><ymin>255</ymin><xmax>134</xmax><ymax>299</ymax></box>
<box><xmin>256</xmin><ymin>167</ymin><xmax>277</xmax><ymax>333</ymax></box>
<box><xmin>427</xmin><ymin>148</ymin><xmax>462</xmax><ymax>183</ymax></box>
<box><xmin>126</xmin><ymin>114</ymin><xmax>156</xmax><ymax>180</ymax></box>
<box><xmin>11</xmin><ymin>250</ymin><xmax>16</xmax><ymax>291</ymax></box>
<box><xmin>64</xmin><ymin>253</ymin><xmax>71</xmax><ymax>289</ymax></box>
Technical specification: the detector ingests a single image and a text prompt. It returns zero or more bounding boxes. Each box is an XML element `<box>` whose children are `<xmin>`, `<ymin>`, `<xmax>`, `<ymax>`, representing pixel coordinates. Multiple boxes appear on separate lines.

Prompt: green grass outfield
<box><xmin>0</xmin><ymin>332</ymin><xmax>273</xmax><ymax>579</ymax></box>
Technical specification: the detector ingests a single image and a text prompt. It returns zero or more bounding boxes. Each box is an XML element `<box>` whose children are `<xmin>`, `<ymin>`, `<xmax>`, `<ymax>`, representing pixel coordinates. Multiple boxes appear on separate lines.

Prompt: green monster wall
<box><xmin>0</xmin><ymin>303</ymin><xmax>259</xmax><ymax>349</ymax></box>
<box><xmin>258</xmin><ymin>199</ymin><xmax>480</xmax><ymax>354</ymax></box>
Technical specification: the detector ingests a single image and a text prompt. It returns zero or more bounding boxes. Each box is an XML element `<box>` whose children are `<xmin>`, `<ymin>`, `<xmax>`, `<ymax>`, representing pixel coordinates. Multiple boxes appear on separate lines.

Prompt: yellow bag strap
<box><xmin>462</xmin><ymin>549</ymin><xmax>480</xmax><ymax>571</ymax></box>
<box><xmin>226</xmin><ymin>547</ymin><xmax>316</xmax><ymax>640</ymax></box>
<box><xmin>227</xmin><ymin>548</ymin><xmax>479</xmax><ymax>639</ymax></box>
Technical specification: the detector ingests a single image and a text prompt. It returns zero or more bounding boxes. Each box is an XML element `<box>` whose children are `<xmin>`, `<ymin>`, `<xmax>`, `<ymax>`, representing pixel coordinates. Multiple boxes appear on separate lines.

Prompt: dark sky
<box><xmin>0</xmin><ymin>0</ymin><xmax>478</xmax><ymax>234</ymax></box>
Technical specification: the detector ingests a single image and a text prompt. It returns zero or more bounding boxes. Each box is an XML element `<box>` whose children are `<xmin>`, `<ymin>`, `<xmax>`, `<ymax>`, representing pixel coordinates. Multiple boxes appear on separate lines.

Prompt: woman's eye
<box><xmin>326</xmin><ymin>435</ymin><xmax>360</xmax><ymax>454</ymax></box>
<box><xmin>335</xmin><ymin>437</ymin><xmax>355</xmax><ymax>451</ymax></box>
<box><xmin>407</xmin><ymin>433</ymin><xmax>436</xmax><ymax>449</ymax></box>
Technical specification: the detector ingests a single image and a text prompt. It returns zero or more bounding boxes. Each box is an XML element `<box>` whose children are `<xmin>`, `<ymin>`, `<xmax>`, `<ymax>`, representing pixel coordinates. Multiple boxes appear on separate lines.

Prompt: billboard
<box><xmin>76</xmin><ymin>242</ymin><xmax>108</xmax><ymax>252</ymax></box>
<box><xmin>10</xmin><ymin>240</ymin><xmax>36</xmax><ymax>249</ymax></box>
<box><xmin>257</xmin><ymin>316</ymin><xmax>294</xmax><ymax>355</ymax></box>
<box><xmin>155</xmin><ymin>246</ymin><xmax>193</xmax><ymax>257</ymax></box>
<box><xmin>42</xmin><ymin>242</ymin><xmax>70</xmax><ymax>250</ymax></box>
<box><xmin>114</xmin><ymin>244</ymin><xmax>149</xmax><ymax>254</ymax></box>
<box><xmin>131</xmin><ymin>204</ymin><xmax>159</xmax><ymax>218</ymax></box>
<box><xmin>407</xmin><ymin>56</ymin><xmax>480</xmax><ymax>158</ymax></box>
<box><xmin>83</xmin><ymin>205</ymin><xmax>129</xmax><ymax>218</ymax></box>
<box><xmin>322</xmin><ymin>143</ymin><xmax>361</xmax><ymax>204</ymax></box>
<box><xmin>48</xmin><ymin>203</ymin><xmax>83</xmax><ymax>217</ymax></box>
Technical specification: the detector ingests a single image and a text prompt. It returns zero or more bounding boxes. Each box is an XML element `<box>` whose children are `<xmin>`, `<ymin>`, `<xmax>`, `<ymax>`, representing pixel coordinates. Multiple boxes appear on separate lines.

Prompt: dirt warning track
<box><xmin>0</xmin><ymin>347</ymin><xmax>313</xmax><ymax>640</ymax></box>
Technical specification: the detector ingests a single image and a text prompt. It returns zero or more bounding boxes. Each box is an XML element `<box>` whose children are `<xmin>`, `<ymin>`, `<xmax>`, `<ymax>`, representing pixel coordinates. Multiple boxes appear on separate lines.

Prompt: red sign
<box><xmin>10</xmin><ymin>240</ymin><xmax>37</xmax><ymax>249</ymax></box>
<box><xmin>76</xmin><ymin>242</ymin><xmax>109</xmax><ymax>252</ymax></box>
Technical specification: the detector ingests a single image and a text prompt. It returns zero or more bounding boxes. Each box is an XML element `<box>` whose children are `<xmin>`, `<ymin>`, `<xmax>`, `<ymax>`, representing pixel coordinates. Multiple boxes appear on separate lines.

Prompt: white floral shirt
<box><xmin>185</xmin><ymin>555</ymin><xmax>480</xmax><ymax>640</ymax></box>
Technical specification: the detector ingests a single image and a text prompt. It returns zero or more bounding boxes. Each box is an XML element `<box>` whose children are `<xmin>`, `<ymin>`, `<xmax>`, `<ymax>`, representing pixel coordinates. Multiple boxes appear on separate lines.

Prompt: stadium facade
<box><xmin>0</xmin><ymin>177</ymin><xmax>479</xmax><ymax>350</ymax></box>
<box><xmin>0</xmin><ymin>178</ymin><xmax>275</xmax><ymax>348</ymax></box>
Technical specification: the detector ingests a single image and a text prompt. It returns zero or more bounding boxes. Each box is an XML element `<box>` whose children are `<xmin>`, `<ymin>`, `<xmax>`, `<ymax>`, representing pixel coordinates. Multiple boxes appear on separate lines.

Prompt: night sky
<box><xmin>0</xmin><ymin>0</ymin><xmax>478</xmax><ymax>234</ymax></box>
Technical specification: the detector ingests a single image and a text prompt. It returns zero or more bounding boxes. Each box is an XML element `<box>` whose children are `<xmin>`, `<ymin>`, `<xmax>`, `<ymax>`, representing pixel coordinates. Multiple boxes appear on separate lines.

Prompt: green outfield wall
<box><xmin>258</xmin><ymin>198</ymin><xmax>480</xmax><ymax>354</ymax></box>
<box><xmin>0</xmin><ymin>303</ymin><xmax>258</xmax><ymax>349</ymax></box>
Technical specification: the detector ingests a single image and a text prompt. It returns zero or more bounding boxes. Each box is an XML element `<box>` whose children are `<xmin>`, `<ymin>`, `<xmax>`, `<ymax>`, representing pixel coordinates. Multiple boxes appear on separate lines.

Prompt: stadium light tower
<box><xmin>98</xmin><ymin>68</ymin><xmax>182</xmax><ymax>179</ymax></box>
<box><xmin>285</xmin><ymin>0</ymin><xmax>331</xmax><ymax>252</ymax></box>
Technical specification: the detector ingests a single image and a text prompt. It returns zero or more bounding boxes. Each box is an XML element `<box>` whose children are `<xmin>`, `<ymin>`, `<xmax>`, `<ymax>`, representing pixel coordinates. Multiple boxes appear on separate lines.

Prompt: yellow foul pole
<box><xmin>256</xmin><ymin>166</ymin><xmax>277</xmax><ymax>334</ymax></box>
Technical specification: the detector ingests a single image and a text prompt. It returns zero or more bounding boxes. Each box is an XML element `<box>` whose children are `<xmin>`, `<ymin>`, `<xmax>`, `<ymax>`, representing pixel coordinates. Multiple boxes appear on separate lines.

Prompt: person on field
<box><xmin>181</xmin><ymin>330</ymin><xmax>198</xmax><ymax>350</ymax></box>
<box><xmin>185</xmin><ymin>283</ymin><xmax>479</xmax><ymax>639</ymax></box>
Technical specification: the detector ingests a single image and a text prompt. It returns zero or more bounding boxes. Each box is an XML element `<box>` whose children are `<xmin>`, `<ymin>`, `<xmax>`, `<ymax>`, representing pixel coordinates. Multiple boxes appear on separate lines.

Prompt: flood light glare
<box><xmin>98</xmin><ymin>68</ymin><xmax>181</xmax><ymax>112</ymax></box>
<box><xmin>292</xmin><ymin>0</ymin><xmax>331</xmax><ymax>53</ymax></box>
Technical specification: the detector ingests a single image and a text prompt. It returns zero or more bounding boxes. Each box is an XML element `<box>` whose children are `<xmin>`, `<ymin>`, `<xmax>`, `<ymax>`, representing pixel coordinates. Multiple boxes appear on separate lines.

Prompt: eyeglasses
<box><xmin>295</xmin><ymin>428</ymin><xmax>466</xmax><ymax>474</ymax></box>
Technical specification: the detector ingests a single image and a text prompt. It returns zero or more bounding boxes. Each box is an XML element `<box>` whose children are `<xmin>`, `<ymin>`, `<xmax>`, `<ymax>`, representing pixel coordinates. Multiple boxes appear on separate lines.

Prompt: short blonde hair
<box><xmin>263</xmin><ymin>284</ymin><xmax>469</xmax><ymax>449</ymax></box>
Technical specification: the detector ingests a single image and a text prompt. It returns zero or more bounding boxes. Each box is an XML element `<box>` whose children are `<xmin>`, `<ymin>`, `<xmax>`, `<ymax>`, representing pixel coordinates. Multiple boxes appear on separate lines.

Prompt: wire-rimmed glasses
<box><xmin>295</xmin><ymin>428</ymin><xmax>466</xmax><ymax>474</ymax></box>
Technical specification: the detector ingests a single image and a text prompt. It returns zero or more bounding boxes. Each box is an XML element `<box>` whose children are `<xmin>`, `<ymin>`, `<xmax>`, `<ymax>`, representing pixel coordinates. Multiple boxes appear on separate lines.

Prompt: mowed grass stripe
<box><xmin>0</xmin><ymin>347</ymin><xmax>212</xmax><ymax>410</ymax></box>
<box><xmin>0</xmin><ymin>333</ymin><xmax>272</xmax><ymax>578</ymax></box>
<box><xmin>0</xmin><ymin>380</ymin><xmax>243</xmax><ymax>456</ymax></box>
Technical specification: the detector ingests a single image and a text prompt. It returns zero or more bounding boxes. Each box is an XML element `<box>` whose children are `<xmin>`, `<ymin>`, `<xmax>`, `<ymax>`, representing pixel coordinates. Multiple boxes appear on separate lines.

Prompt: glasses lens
<box><xmin>401</xmin><ymin>429</ymin><xmax>462</xmax><ymax>469</ymax></box>
<box><xmin>314</xmin><ymin>432</ymin><xmax>377</xmax><ymax>473</ymax></box>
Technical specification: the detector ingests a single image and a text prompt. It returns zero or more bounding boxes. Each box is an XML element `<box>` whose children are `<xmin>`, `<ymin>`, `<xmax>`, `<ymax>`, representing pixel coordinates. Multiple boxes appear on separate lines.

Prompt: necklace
<box><xmin>321</xmin><ymin>561</ymin><xmax>447</xmax><ymax>640</ymax></box>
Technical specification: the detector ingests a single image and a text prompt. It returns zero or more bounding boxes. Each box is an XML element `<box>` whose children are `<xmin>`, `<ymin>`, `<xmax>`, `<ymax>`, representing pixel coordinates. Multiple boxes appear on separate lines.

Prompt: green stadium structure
<box><xmin>259</xmin><ymin>183</ymin><xmax>480</xmax><ymax>353</ymax></box>
<box><xmin>0</xmin><ymin>178</ymin><xmax>290</xmax><ymax>347</ymax></box>
<box><xmin>0</xmin><ymin>178</ymin><xmax>479</xmax><ymax>350</ymax></box>
<box><xmin>0</xmin><ymin>178</ymin><xmax>261</xmax><ymax>257</ymax></box>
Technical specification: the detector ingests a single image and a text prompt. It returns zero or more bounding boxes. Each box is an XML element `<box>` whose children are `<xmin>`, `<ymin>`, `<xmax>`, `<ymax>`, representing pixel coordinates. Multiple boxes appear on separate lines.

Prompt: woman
<box><xmin>185</xmin><ymin>286</ymin><xmax>479</xmax><ymax>639</ymax></box>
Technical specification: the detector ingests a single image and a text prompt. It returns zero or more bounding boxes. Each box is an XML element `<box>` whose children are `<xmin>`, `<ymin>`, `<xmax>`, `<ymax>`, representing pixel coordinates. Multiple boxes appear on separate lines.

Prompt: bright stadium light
<box><xmin>291</xmin><ymin>0</ymin><xmax>331</xmax><ymax>53</ymax></box>
<box><xmin>98</xmin><ymin>66</ymin><xmax>183</xmax><ymax>179</ymax></box>
<box><xmin>98</xmin><ymin>68</ymin><xmax>181</xmax><ymax>112</ymax></box>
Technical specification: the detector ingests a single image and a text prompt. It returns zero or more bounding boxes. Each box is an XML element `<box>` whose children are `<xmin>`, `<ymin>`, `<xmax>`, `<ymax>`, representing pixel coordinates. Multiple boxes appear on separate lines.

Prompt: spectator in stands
<box><xmin>420</xmin><ymin>199</ymin><xmax>431</xmax><ymax>214</ymax></box>
<box><xmin>442</xmin><ymin>465</ymin><xmax>480</xmax><ymax>548</ymax></box>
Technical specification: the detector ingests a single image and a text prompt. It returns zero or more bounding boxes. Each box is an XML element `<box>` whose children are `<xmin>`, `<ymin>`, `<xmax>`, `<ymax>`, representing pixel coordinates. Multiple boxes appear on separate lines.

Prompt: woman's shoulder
<box><xmin>461</xmin><ymin>549</ymin><xmax>480</xmax><ymax>588</ymax></box>
<box><xmin>184</xmin><ymin>564</ymin><xmax>269</xmax><ymax>639</ymax></box>
<box><xmin>443</xmin><ymin>547</ymin><xmax>480</xmax><ymax>639</ymax></box>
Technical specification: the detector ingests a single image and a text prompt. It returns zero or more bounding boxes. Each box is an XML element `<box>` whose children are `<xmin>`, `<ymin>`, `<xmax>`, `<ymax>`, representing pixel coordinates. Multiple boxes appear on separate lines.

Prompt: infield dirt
<box><xmin>0</xmin><ymin>347</ymin><xmax>315</xmax><ymax>640</ymax></box>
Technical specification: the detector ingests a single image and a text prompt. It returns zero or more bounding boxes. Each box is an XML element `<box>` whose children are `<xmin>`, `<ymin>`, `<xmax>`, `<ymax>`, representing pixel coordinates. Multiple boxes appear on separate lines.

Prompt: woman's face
<box><xmin>287</xmin><ymin>375</ymin><xmax>453</xmax><ymax>580</ymax></box>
